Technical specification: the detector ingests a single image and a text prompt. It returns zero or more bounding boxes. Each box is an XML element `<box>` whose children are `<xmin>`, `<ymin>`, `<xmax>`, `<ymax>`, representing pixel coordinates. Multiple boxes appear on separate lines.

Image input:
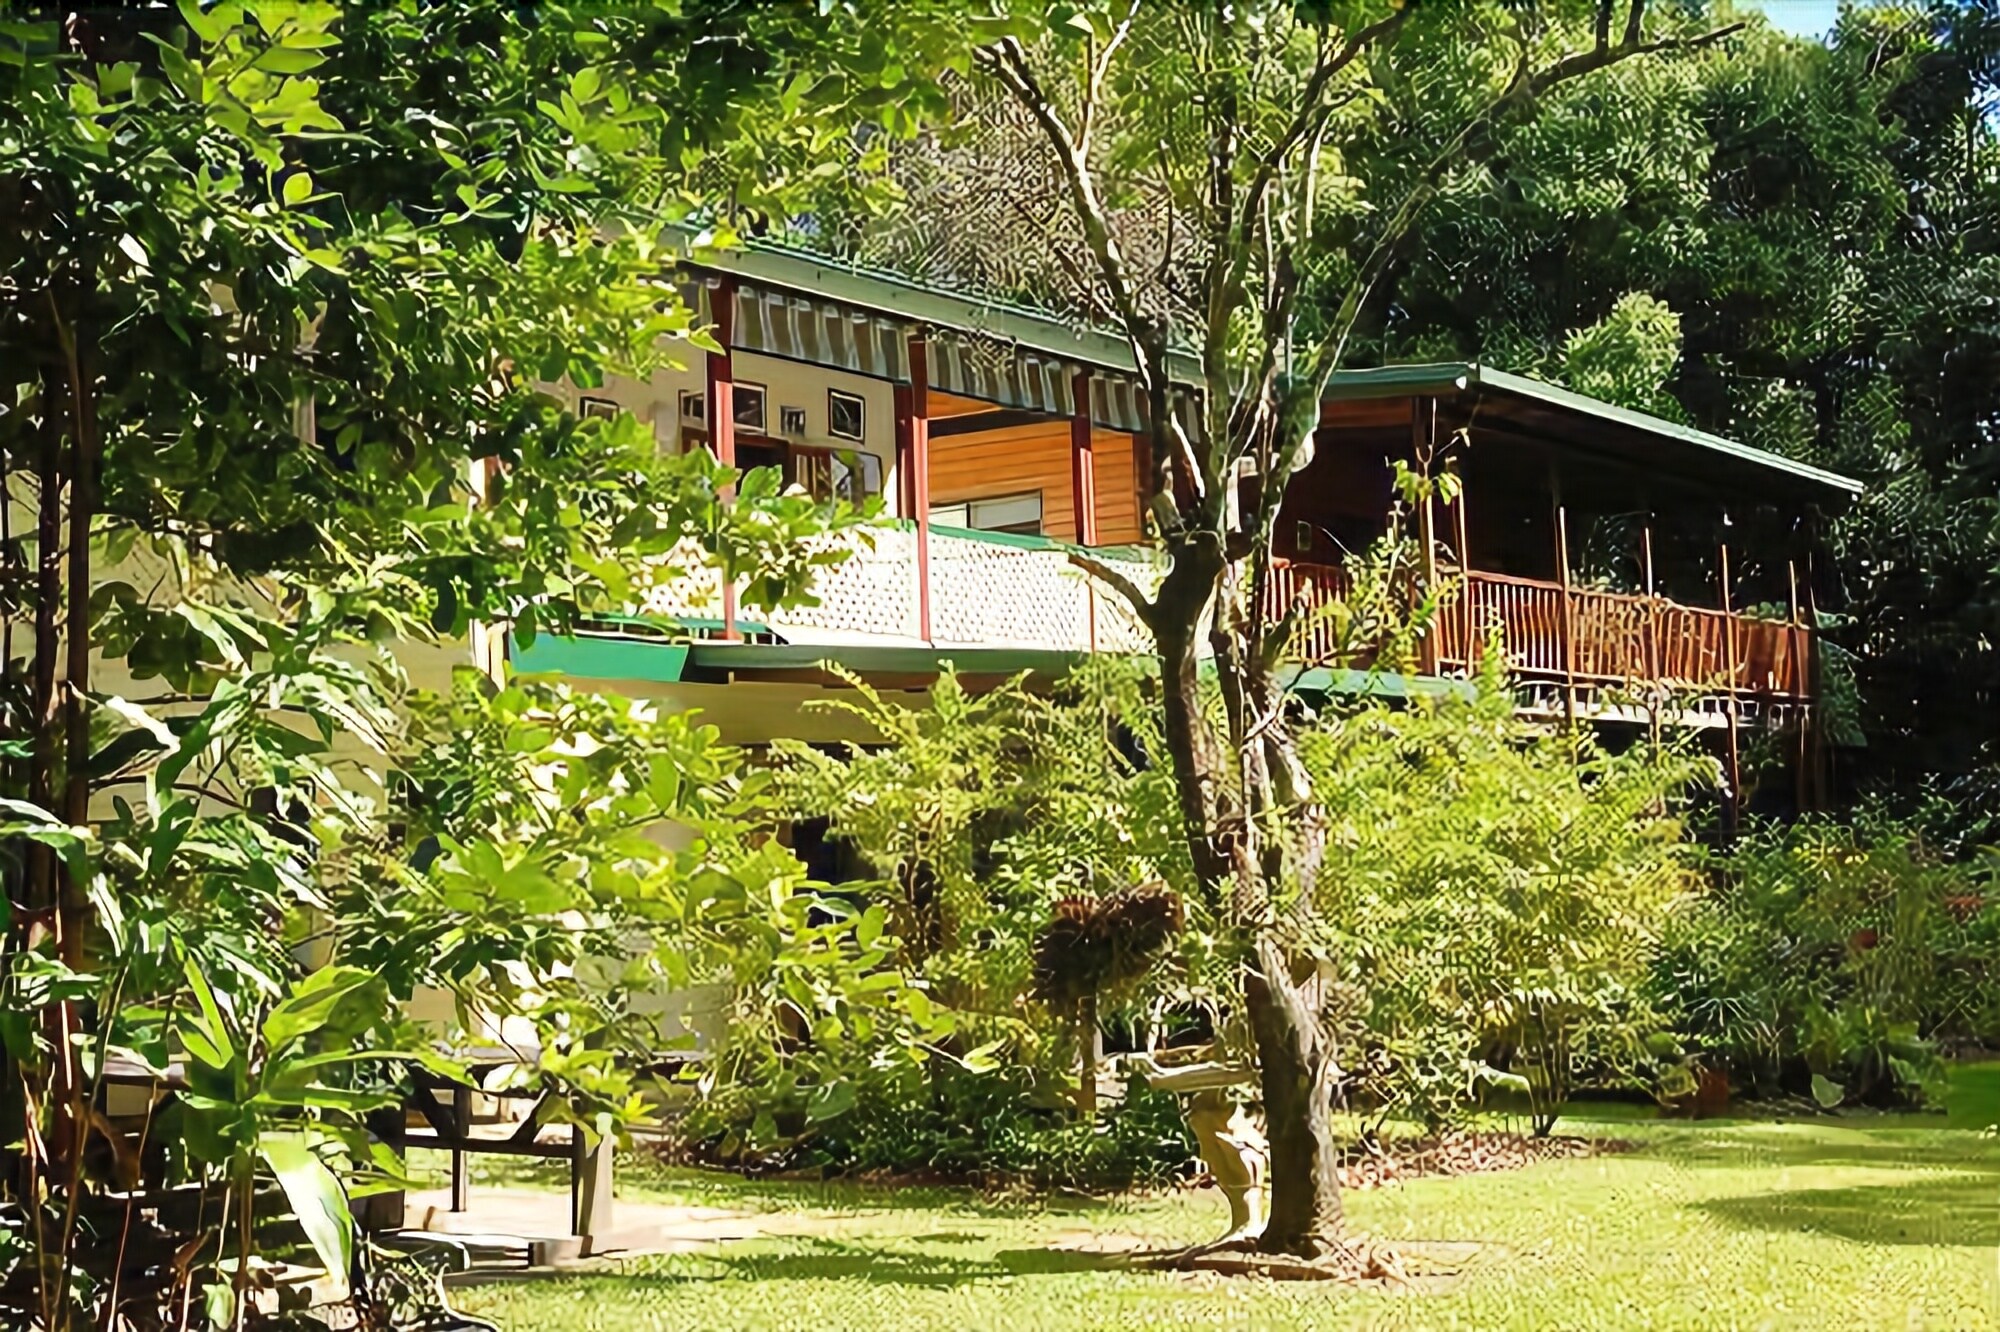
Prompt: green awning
<box><xmin>512</xmin><ymin>635</ymin><xmax>691</xmax><ymax>683</ymax></box>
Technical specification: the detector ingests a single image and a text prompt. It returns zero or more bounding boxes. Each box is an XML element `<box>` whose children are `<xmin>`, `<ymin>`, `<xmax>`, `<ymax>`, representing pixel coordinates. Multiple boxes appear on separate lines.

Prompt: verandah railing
<box><xmin>1270</xmin><ymin>562</ymin><xmax>1811</xmax><ymax>701</ymax></box>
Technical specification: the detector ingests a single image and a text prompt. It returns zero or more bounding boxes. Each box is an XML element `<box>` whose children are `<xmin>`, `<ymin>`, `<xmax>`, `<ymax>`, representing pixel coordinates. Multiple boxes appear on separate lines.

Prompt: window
<box><xmin>931</xmin><ymin>491</ymin><xmax>1043</xmax><ymax>536</ymax></box>
<box><xmin>679</xmin><ymin>390</ymin><xmax>705</xmax><ymax>423</ymax></box>
<box><xmin>732</xmin><ymin>383</ymin><xmax>767</xmax><ymax>432</ymax></box>
<box><xmin>579</xmin><ymin>396</ymin><xmax>618</xmax><ymax>421</ymax></box>
<box><xmin>793</xmin><ymin>447</ymin><xmax>883</xmax><ymax>505</ymax></box>
<box><xmin>827</xmin><ymin>389</ymin><xmax>865</xmax><ymax>442</ymax></box>
<box><xmin>780</xmin><ymin>404</ymin><xmax>808</xmax><ymax>436</ymax></box>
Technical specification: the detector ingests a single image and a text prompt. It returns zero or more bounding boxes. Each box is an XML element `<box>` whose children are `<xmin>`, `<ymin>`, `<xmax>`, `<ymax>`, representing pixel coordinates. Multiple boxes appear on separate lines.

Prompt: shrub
<box><xmin>680</xmin><ymin>1061</ymin><xmax>1196</xmax><ymax>1191</ymax></box>
<box><xmin>1652</xmin><ymin>821</ymin><xmax>2000</xmax><ymax>1108</ymax></box>
<box><xmin>1302</xmin><ymin>663</ymin><xmax>1710</xmax><ymax>1134</ymax></box>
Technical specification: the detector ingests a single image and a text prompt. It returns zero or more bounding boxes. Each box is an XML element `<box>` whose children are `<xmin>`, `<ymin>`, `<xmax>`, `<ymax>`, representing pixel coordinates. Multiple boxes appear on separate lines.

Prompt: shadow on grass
<box><xmin>1699</xmin><ymin>1174</ymin><xmax>2000</xmax><ymax>1247</ymax></box>
<box><xmin>415</xmin><ymin>1148</ymin><xmax>1121</xmax><ymax>1220</ymax></box>
<box><xmin>1649</xmin><ymin>1126</ymin><xmax>2000</xmax><ymax>1177</ymax></box>
<box><xmin>485</xmin><ymin>1235</ymin><xmax>1129</xmax><ymax>1294</ymax></box>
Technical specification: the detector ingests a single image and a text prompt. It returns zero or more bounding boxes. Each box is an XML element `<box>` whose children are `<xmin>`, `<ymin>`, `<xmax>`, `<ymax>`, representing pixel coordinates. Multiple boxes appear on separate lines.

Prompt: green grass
<box><xmin>453</xmin><ymin>1065</ymin><xmax>2000</xmax><ymax>1331</ymax></box>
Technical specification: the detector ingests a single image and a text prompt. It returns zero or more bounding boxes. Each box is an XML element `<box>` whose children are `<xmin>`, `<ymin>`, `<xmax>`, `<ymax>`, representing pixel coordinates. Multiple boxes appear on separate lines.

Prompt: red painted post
<box><xmin>707</xmin><ymin>277</ymin><xmax>738</xmax><ymax>641</ymax></box>
<box><xmin>906</xmin><ymin>334</ymin><xmax>932</xmax><ymax>643</ymax></box>
<box><xmin>1070</xmin><ymin>369</ymin><xmax>1097</xmax><ymax>546</ymax></box>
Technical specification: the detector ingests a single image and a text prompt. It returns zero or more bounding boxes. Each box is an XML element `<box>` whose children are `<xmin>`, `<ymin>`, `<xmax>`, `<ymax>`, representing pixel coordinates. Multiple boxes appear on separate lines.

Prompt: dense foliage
<box><xmin>1302</xmin><ymin>658</ymin><xmax>1712</xmax><ymax>1135</ymax></box>
<box><xmin>0</xmin><ymin>2</ymin><xmax>960</xmax><ymax>1325</ymax></box>
<box><xmin>1656</xmin><ymin>817</ymin><xmax>2000</xmax><ymax>1109</ymax></box>
<box><xmin>1361</xmin><ymin>2</ymin><xmax>2000</xmax><ymax>841</ymax></box>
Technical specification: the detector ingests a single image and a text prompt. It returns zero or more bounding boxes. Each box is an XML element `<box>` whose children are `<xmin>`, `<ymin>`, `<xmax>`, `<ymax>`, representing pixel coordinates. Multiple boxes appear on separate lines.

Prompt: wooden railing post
<box><xmin>1788</xmin><ymin>552</ymin><xmax>1808</xmax><ymax>811</ymax></box>
<box><xmin>1718</xmin><ymin>527</ymin><xmax>1742</xmax><ymax>835</ymax></box>
<box><xmin>1452</xmin><ymin>457</ymin><xmax>1473</xmax><ymax>675</ymax></box>
<box><xmin>1551</xmin><ymin>463</ymin><xmax>1576</xmax><ymax>729</ymax></box>
<box><xmin>1414</xmin><ymin>396</ymin><xmax>1439</xmax><ymax>676</ymax></box>
<box><xmin>1642</xmin><ymin>516</ymin><xmax>1661</xmax><ymax>739</ymax></box>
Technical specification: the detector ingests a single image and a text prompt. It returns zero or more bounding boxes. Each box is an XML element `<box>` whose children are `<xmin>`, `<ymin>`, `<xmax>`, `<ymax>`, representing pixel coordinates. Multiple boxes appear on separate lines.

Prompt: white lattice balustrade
<box><xmin>765</xmin><ymin>524</ymin><xmax>923</xmax><ymax>643</ymax></box>
<box><xmin>638</xmin><ymin>524</ymin><xmax>1161</xmax><ymax>653</ymax></box>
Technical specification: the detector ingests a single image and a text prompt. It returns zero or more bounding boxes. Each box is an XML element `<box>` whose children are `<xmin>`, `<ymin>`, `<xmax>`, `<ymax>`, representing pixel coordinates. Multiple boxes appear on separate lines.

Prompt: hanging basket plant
<box><xmin>1030</xmin><ymin>881</ymin><xmax>1183</xmax><ymax>1119</ymax></box>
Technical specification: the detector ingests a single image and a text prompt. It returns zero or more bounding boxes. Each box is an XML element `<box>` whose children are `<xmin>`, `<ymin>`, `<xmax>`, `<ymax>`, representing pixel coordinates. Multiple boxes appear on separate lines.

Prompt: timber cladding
<box><xmin>927</xmin><ymin>418</ymin><xmax>1146</xmax><ymax>545</ymax></box>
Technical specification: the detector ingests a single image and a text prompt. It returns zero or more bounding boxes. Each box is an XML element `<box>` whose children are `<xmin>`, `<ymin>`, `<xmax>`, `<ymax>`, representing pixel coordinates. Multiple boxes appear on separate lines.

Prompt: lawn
<box><xmin>451</xmin><ymin>1066</ymin><xmax>2000</xmax><ymax>1331</ymax></box>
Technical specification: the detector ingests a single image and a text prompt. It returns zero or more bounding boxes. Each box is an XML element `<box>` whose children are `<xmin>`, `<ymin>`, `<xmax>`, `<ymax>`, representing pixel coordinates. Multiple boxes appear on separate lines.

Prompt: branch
<box><xmin>975</xmin><ymin>38</ymin><xmax>1149</xmax><ymax>353</ymax></box>
<box><xmin>1068</xmin><ymin>549</ymin><xmax>1155</xmax><ymax>626</ymax></box>
<box><xmin>978</xmin><ymin>33</ymin><xmax>1205</xmax><ymax>514</ymax></box>
<box><xmin>1233</xmin><ymin>6</ymin><xmax>1412</xmax><ymax>276</ymax></box>
<box><xmin>1078</xmin><ymin>0</ymin><xmax>1143</xmax><ymax>156</ymax></box>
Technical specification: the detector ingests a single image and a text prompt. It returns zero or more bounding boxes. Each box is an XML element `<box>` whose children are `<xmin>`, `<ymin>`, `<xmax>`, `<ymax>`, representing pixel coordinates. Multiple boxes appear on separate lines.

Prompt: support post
<box><xmin>1414</xmin><ymin>397</ymin><xmax>1439</xmax><ymax>675</ymax></box>
<box><xmin>1718</xmin><ymin>524</ymin><xmax>1743</xmax><ymax>836</ymax></box>
<box><xmin>1551</xmin><ymin>461</ymin><xmax>1576</xmax><ymax>729</ymax></box>
<box><xmin>1451</xmin><ymin>443</ymin><xmax>1473</xmax><ymax>675</ymax></box>
<box><xmin>570</xmin><ymin>1114</ymin><xmax>614</xmax><ymax>1243</ymax></box>
<box><xmin>1802</xmin><ymin>519</ymin><xmax>1827</xmax><ymax>810</ymax></box>
<box><xmin>1072</xmin><ymin>370</ymin><xmax>1099</xmax><ymax>651</ymax></box>
<box><xmin>905</xmin><ymin>334</ymin><xmax>933</xmax><ymax>643</ymax></box>
<box><xmin>1642</xmin><ymin>513</ymin><xmax>1661</xmax><ymax>744</ymax></box>
<box><xmin>1787</xmin><ymin>551</ymin><xmax>1808</xmax><ymax>813</ymax></box>
<box><xmin>449</xmin><ymin>1084</ymin><xmax>470</xmax><ymax>1213</ymax></box>
<box><xmin>706</xmin><ymin>278</ymin><xmax>739</xmax><ymax>641</ymax></box>
<box><xmin>1070</xmin><ymin>369</ymin><xmax>1097</xmax><ymax>546</ymax></box>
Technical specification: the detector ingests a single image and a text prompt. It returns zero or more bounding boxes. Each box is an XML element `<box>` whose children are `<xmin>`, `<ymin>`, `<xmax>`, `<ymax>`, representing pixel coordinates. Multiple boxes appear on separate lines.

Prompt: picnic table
<box><xmin>99</xmin><ymin>1049</ymin><xmax>703</xmax><ymax>1247</ymax></box>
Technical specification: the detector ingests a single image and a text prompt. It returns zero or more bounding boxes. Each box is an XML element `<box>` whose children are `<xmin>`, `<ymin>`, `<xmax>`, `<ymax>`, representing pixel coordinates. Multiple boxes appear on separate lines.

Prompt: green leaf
<box><xmin>177</xmin><ymin>0</ymin><xmax>224</xmax><ymax>45</ymax></box>
<box><xmin>283</xmin><ymin>170</ymin><xmax>313</xmax><ymax>205</ymax></box>
<box><xmin>804</xmin><ymin>1080</ymin><xmax>856</xmax><ymax>1122</ymax></box>
<box><xmin>1810</xmin><ymin>1073</ymin><xmax>1846</xmax><ymax>1110</ymax></box>
<box><xmin>260</xmin><ymin>1135</ymin><xmax>353</xmax><ymax>1293</ymax></box>
<box><xmin>263</xmin><ymin>966</ymin><xmax>386</xmax><ymax>1050</ymax></box>
<box><xmin>253</xmin><ymin>46</ymin><xmax>327</xmax><ymax>76</ymax></box>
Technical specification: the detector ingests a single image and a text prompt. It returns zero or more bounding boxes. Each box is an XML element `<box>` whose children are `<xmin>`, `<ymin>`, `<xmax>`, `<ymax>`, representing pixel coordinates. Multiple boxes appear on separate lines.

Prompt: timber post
<box><xmin>1717</xmin><ymin>516</ymin><xmax>1743</xmax><ymax>836</ymax></box>
<box><xmin>706</xmin><ymin>276</ymin><xmax>739</xmax><ymax>641</ymax></box>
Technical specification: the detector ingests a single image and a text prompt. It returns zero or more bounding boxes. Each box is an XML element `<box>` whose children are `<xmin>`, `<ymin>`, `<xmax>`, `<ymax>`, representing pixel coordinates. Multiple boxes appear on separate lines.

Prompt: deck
<box><xmin>626</xmin><ymin>529</ymin><xmax>1811</xmax><ymax>726</ymax></box>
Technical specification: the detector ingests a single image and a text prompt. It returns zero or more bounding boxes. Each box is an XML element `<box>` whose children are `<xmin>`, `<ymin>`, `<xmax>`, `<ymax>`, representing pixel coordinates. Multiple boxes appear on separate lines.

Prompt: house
<box><xmin>518</xmin><ymin>237</ymin><xmax>1862</xmax><ymax>809</ymax></box>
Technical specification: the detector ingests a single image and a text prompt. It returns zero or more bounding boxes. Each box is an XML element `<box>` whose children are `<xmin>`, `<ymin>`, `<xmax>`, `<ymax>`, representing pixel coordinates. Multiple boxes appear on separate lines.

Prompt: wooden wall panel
<box><xmin>929</xmin><ymin>420</ymin><xmax>1148</xmax><ymax>546</ymax></box>
<box><xmin>929</xmin><ymin>420</ymin><xmax>1077</xmax><ymax>538</ymax></box>
<box><xmin>1093</xmin><ymin>428</ymin><xmax>1145</xmax><ymax>545</ymax></box>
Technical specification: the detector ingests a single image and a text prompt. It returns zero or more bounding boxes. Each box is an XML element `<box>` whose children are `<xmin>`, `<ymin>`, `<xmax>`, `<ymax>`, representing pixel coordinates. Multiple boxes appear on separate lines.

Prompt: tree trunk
<box><xmin>1246</xmin><ymin>934</ymin><xmax>1343</xmax><ymax>1256</ymax></box>
<box><xmin>1076</xmin><ymin>989</ymin><xmax>1098</xmax><ymax>1122</ymax></box>
<box><xmin>59</xmin><ymin>317</ymin><xmax>94</xmax><ymax>971</ymax></box>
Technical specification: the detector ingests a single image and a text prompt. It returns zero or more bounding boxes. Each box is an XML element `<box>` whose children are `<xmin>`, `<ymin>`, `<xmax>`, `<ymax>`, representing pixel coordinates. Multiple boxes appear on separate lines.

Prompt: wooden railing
<box><xmin>1274</xmin><ymin>561</ymin><xmax>1812</xmax><ymax>701</ymax></box>
<box><xmin>1264</xmin><ymin>560</ymin><xmax>1353</xmax><ymax>666</ymax></box>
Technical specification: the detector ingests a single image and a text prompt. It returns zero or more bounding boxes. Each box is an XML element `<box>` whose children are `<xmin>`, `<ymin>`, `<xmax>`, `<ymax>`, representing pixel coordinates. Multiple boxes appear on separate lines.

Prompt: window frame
<box><xmin>792</xmin><ymin>445</ymin><xmax>883</xmax><ymax>506</ymax></box>
<box><xmin>732</xmin><ymin>382</ymin><xmax>768</xmax><ymax>432</ymax></box>
<box><xmin>827</xmin><ymin>388</ymin><xmax>866</xmax><ymax>442</ymax></box>
<box><xmin>931</xmin><ymin>490</ymin><xmax>1044</xmax><ymax>537</ymax></box>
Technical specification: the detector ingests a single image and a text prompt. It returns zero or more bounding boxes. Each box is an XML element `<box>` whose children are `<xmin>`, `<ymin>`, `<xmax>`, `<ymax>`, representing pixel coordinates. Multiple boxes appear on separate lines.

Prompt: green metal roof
<box><xmin>665</xmin><ymin>232</ymin><xmax>1860</xmax><ymax>508</ymax></box>
<box><xmin>1324</xmin><ymin>362</ymin><xmax>1863</xmax><ymax>510</ymax></box>
<box><xmin>666</xmin><ymin>227</ymin><xmax>1204</xmax><ymax>383</ymax></box>
<box><xmin>516</xmin><ymin>632</ymin><xmax>1472</xmax><ymax>703</ymax></box>
<box><xmin>686</xmin><ymin>642</ymin><xmax>1091</xmax><ymax>678</ymax></box>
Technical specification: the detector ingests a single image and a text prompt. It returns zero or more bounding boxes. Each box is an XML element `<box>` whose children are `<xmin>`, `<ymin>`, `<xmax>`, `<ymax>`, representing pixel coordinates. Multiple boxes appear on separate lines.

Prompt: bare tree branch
<box><xmin>1078</xmin><ymin>0</ymin><xmax>1143</xmax><ymax>156</ymax></box>
<box><xmin>1068</xmin><ymin>549</ymin><xmax>1156</xmax><ymax>625</ymax></box>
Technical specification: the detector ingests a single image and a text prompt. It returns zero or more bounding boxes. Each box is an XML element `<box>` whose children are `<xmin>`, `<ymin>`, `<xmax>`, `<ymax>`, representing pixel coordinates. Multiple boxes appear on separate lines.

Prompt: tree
<box><xmin>956</xmin><ymin>0</ymin><xmax>1741</xmax><ymax>1259</ymax></box>
<box><xmin>1355</xmin><ymin>2</ymin><xmax>2000</xmax><ymax>842</ymax></box>
<box><xmin>0</xmin><ymin>2</ymin><xmax>948</xmax><ymax>1323</ymax></box>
